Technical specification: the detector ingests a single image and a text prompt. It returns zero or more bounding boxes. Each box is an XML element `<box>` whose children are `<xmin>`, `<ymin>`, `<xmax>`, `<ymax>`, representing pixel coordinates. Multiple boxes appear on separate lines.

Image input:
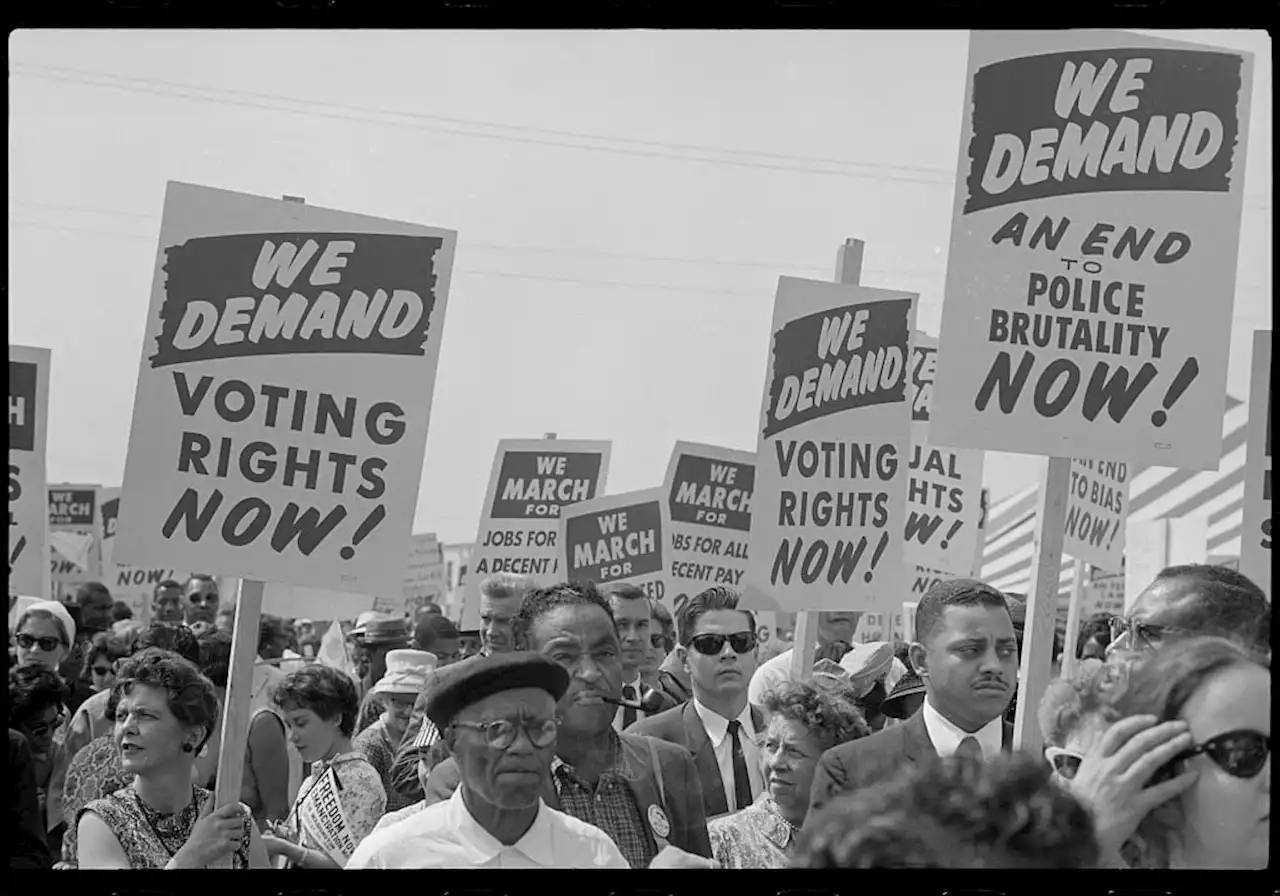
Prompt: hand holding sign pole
<box><xmin>789</xmin><ymin>238</ymin><xmax>866</xmax><ymax>685</ymax></box>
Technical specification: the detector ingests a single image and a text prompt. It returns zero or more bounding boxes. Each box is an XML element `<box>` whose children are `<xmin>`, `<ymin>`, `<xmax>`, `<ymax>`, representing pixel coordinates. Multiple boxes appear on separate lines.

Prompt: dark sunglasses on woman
<box><xmin>689</xmin><ymin>631</ymin><xmax>757</xmax><ymax>656</ymax></box>
<box><xmin>1169</xmin><ymin>729</ymin><xmax>1270</xmax><ymax>780</ymax></box>
<box><xmin>16</xmin><ymin>633</ymin><xmax>65</xmax><ymax>653</ymax></box>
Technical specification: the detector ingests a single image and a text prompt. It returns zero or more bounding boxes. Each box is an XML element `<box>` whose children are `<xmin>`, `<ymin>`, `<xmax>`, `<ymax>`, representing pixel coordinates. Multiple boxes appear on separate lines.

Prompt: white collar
<box><xmin>450</xmin><ymin>787</ymin><xmax>554</xmax><ymax>866</ymax></box>
<box><xmin>693</xmin><ymin>697</ymin><xmax>756</xmax><ymax>748</ymax></box>
<box><xmin>921</xmin><ymin>697</ymin><xmax>1003</xmax><ymax>759</ymax></box>
<box><xmin>622</xmin><ymin>675</ymin><xmax>643</xmax><ymax>695</ymax></box>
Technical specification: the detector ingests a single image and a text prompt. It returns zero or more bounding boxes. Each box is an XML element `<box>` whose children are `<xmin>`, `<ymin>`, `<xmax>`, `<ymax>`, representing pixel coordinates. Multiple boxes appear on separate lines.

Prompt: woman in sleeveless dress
<box><xmin>262</xmin><ymin>665</ymin><xmax>386</xmax><ymax>868</ymax></box>
<box><xmin>75</xmin><ymin>649</ymin><xmax>270</xmax><ymax>869</ymax></box>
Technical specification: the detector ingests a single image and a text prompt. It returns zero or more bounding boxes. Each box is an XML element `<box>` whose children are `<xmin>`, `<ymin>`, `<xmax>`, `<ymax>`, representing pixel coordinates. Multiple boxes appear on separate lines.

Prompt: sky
<box><xmin>9</xmin><ymin>29</ymin><xmax>1272</xmax><ymax>547</ymax></box>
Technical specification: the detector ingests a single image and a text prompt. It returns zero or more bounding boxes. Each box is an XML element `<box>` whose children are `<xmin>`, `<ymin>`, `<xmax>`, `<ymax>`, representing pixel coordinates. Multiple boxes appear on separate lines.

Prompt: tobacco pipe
<box><xmin>602</xmin><ymin>689</ymin><xmax>668</xmax><ymax>714</ymax></box>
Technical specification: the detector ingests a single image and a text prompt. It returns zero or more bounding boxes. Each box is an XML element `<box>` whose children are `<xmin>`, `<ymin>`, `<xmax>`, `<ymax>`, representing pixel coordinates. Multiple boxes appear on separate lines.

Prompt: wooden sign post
<box><xmin>1012</xmin><ymin>458</ymin><xmax>1071</xmax><ymax>754</ymax></box>
<box><xmin>1059</xmin><ymin>556</ymin><xmax>1087</xmax><ymax>681</ymax></box>
<box><xmin>788</xmin><ymin>238</ymin><xmax>866</xmax><ymax>683</ymax></box>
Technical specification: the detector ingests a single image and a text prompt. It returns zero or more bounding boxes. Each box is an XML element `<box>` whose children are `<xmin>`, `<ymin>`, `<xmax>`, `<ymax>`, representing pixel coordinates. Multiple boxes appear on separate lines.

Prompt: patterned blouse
<box><xmin>279</xmin><ymin>751</ymin><xmax>386</xmax><ymax>865</ymax></box>
<box><xmin>707</xmin><ymin>793</ymin><xmax>800</xmax><ymax>869</ymax></box>
<box><xmin>550</xmin><ymin>730</ymin><xmax>655</xmax><ymax>869</ymax></box>
<box><xmin>353</xmin><ymin>718</ymin><xmax>398</xmax><ymax>794</ymax></box>
<box><xmin>79</xmin><ymin>785</ymin><xmax>253</xmax><ymax>869</ymax></box>
<box><xmin>61</xmin><ymin>733</ymin><xmax>134</xmax><ymax>865</ymax></box>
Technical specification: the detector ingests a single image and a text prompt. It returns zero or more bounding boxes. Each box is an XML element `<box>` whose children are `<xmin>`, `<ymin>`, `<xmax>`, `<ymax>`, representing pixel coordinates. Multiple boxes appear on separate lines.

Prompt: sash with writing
<box><xmin>297</xmin><ymin>766</ymin><xmax>359</xmax><ymax>866</ymax></box>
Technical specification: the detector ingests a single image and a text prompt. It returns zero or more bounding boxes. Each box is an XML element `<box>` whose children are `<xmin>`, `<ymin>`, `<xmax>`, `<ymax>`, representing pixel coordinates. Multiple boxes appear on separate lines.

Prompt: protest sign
<box><xmin>97</xmin><ymin>488</ymin><xmax>185</xmax><ymax>621</ymax></box>
<box><xmin>9</xmin><ymin>345</ymin><xmax>50</xmax><ymax>600</ymax></box>
<box><xmin>298</xmin><ymin>766</ymin><xmax>360</xmax><ymax>866</ymax></box>
<box><xmin>1240</xmin><ymin>331</ymin><xmax>1271</xmax><ymax>594</ymax></box>
<box><xmin>1124</xmin><ymin>516</ymin><xmax>1208</xmax><ymax>610</ymax></box>
<box><xmin>1062</xmin><ymin>458</ymin><xmax>1129</xmax><ymax>573</ymax></box>
<box><xmin>48</xmin><ymin>484</ymin><xmax>101</xmax><ymax>600</ymax></box>
<box><xmin>903</xmin><ymin>601</ymin><xmax>919</xmax><ymax>642</ymax></box>
<box><xmin>461</xmin><ymin>438</ymin><xmax>610</xmax><ymax>628</ymax></box>
<box><xmin>906</xmin><ymin>333</ymin><xmax>985</xmax><ymax>575</ymax></box>
<box><xmin>930</xmin><ymin>31</ymin><xmax>1255</xmax><ymax>472</ymax></box>
<box><xmin>262</xmin><ymin>583</ymin><xmax>375</xmax><ymax>622</ymax></box>
<box><xmin>561</xmin><ymin>487</ymin><xmax>667</xmax><ymax>603</ymax></box>
<box><xmin>403</xmin><ymin>532</ymin><xmax>446</xmax><ymax>613</ymax></box>
<box><xmin>115</xmin><ymin>182</ymin><xmax>456</xmax><ymax>597</ymax></box>
<box><xmin>1083</xmin><ymin>564</ymin><xmax>1126</xmax><ymax>618</ymax></box>
<box><xmin>662</xmin><ymin>442</ymin><xmax>754</xmax><ymax>597</ymax></box>
<box><xmin>755</xmin><ymin>610</ymin><xmax>778</xmax><ymax>648</ymax></box>
<box><xmin>745</xmin><ymin>276</ymin><xmax>917</xmax><ymax>614</ymax></box>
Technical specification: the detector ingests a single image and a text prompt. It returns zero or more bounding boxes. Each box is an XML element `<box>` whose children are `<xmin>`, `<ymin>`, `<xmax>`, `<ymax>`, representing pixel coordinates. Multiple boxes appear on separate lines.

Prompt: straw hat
<box><xmin>370</xmin><ymin>649</ymin><xmax>438</xmax><ymax>697</ymax></box>
<box><xmin>352</xmin><ymin>613</ymin><xmax>412</xmax><ymax>647</ymax></box>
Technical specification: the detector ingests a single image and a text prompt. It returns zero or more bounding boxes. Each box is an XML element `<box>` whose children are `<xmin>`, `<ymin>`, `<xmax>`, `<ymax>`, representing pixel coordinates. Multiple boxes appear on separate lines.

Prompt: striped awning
<box><xmin>981</xmin><ymin>394</ymin><xmax>1249</xmax><ymax>616</ymax></box>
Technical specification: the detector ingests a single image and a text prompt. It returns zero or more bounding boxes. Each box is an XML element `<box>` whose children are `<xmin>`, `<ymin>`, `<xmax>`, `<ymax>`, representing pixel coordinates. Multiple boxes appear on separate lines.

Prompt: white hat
<box><xmin>19</xmin><ymin>600</ymin><xmax>77</xmax><ymax>648</ymax></box>
<box><xmin>838</xmin><ymin>641</ymin><xmax>896</xmax><ymax>698</ymax></box>
<box><xmin>370</xmin><ymin>649</ymin><xmax>438</xmax><ymax>697</ymax></box>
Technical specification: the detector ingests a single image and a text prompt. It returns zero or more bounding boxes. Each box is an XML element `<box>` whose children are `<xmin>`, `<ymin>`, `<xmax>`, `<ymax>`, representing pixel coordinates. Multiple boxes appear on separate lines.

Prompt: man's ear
<box><xmin>908</xmin><ymin>641</ymin><xmax>929</xmax><ymax>680</ymax></box>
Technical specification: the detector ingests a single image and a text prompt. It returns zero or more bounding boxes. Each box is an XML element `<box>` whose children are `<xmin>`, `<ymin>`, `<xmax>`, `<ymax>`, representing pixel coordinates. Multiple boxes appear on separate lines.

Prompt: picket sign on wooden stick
<box><xmin>1059</xmin><ymin>556</ymin><xmax>1087</xmax><ymax>681</ymax></box>
<box><xmin>788</xmin><ymin>238</ymin><xmax>866</xmax><ymax>683</ymax></box>
<box><xmin>211</xmin><ymin>193</ymin><xmax>308</xmax><ymax>819</ymax></box>
<box><xmin>1012</xmin><ymin>457</ymin><xmax>1072</xmax><ymax>754</ymax></box>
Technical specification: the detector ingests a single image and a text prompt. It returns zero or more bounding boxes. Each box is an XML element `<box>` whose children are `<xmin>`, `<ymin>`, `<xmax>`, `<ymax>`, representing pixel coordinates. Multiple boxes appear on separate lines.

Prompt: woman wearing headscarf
<box><xmin>708</xmin><ymin>679</ymin><xmax>870</xmax><ymax>868</ymax></box>
<box><xmin>262</xmin><ymin>664</ymin><xmax>385</xmax><ymax>868</ymax></box>
<box><xmin>75</xmin><ymin>650</ymin><xmax>269</xmax><ymax>869</ymax></box>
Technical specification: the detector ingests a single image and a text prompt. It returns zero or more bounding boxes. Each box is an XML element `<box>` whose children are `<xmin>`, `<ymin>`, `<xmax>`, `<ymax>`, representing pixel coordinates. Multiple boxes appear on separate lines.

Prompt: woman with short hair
<box><xmin>262</xmin><ymin>665</ymin><xmax>385</xmax><ymax>868</ymax></box>
<box><xmin>75</xmin><ymin>650</ymin><xmax>269</xmax><ymax>869</ymax></box>
<box><xmin>708</xmin><ymin>680</ymin><xmax>870</xmax><ymax>868</ymax></box>
<box><xmin>9</xmin><ymin>662</ymin><xmax>71</xmax><ymax>856</ymax></box>
<box><xmin>1037</xmin><ymin>659</ymin><xmax>1116</xmax><ymax>784</ymax></box>
<box><xmin>1095</xmin><ymin>637</ymin><xmax>1270</xmax><ymax>869</ymax></box>
<box><xmin>86</xmin><ymin>632</ymin><xmax>131</xmax><ymax>694</ymax></box>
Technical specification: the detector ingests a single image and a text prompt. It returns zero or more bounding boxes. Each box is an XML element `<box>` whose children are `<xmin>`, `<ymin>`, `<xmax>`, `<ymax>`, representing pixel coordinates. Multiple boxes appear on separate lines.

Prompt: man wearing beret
<box><xmin>346</xmin><ymin>651</ymin><xmax>628</xmax><ymax>868</ymax></box>
<box><xmin>421</xmin><ymin>582</ymin><xmax>716</xmax><ymax>869</ymax></box>
<box><xmin>807</xmin><ymin>578</ymin><xmax>1018</xmax><ymax>824</ymax></box>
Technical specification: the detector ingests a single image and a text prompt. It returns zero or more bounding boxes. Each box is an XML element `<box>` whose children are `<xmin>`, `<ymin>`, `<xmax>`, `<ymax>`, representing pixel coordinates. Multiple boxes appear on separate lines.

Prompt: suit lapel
<box><xmin>683</xmin><ymin>702</ymin><xmax>728</xmax><ymax>818</ymax></box>
<box><xmin>902</xmin><ymin>710</ymin><xmax>936</xmax><ymax>764</ymax></box>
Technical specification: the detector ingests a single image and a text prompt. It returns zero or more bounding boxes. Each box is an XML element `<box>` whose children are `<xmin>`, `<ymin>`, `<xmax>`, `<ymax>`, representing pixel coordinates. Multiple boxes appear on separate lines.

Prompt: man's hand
<box><xmin>650</xmin><ymin>845</ymin><xmax>718</xmax><ymax>869</ymax></box>
<box><xmin>1069</xmin><ymin>714</ymin><xmax>1199</xmax><ymax>860</ymax></box>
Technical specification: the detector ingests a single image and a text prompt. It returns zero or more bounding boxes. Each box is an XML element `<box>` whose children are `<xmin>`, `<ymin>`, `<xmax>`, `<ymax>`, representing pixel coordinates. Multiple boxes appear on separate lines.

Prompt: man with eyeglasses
<box><xmin>419</xmin><ymin>582</ymin><xmax>715</xmax><ymax>868</ymax></box>
<box><xmin>601</xmin><ymin>583</ymin><xmax>678</xmax><ymax>730</ymax></box>
<box><xmin>630</xmin><ymin>586</ymin><xmax>766</xmax><ymax>821</ymax></box>
<box><xmin>345</xmin><ymin>651</ymin><xmax>629</xmax><ymax>868</ymax></box>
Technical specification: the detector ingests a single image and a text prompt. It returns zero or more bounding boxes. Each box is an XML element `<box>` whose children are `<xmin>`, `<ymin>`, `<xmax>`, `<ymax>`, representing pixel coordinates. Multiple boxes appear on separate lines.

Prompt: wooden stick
<box><xmin>1013</xmin><ymin>457</ymin><xmax>1072</xmax><ymax>753</ymax></box>
<box><xmin>788</xmin><ymin>238</ymin><xmax>865</xmax><ymax>683</ymax></box>
<box><xmin>1060</xmin><ymin>556</ymin><xmax>1087</xmax><ymax>680</ymax></box>
<box><xmin>213</xmin><ymin>577</ymin><xmax>264</xmax><ymax>808</ymax></box>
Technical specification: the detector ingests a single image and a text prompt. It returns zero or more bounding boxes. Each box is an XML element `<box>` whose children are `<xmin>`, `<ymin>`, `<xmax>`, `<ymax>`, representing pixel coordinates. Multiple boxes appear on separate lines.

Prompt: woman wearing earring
<box><xmin>75</xmin><ymin>649</ymin><xmax>269</xmax><ymax>869</ymax></box>
<box><xmin>262</xmin><ymin>665</ymin><xmax>386</xmax><ymax>868</ymax></box>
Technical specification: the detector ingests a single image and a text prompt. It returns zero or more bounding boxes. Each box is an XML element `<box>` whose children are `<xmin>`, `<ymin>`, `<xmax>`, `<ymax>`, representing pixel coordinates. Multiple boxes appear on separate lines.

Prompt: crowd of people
<box><xmin>6</xmin><ymin>563</ymin><xmax>1270</xmax><ymax>870</ymax></box>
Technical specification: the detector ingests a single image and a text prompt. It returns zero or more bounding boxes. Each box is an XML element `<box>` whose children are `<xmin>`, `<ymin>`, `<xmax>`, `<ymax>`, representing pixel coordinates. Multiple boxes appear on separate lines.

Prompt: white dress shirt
<box><xmin>692</xmin><ymin>698</ymin><xmax>765</xmax><ymax>813</ymax></box>
<box><xmin>345</xmin><ymin>787</ymin><xmax>629</xmax><ymax>869</ymax></box>
<box><xmin>921</xmin><ymin>697</ymin><xmax>1004</xmax><ymax>760</ymax></box>
<box><xmin>612</xmin><ymin>675</ymin><xmax>647</xmax><ymax>732</ymax></box>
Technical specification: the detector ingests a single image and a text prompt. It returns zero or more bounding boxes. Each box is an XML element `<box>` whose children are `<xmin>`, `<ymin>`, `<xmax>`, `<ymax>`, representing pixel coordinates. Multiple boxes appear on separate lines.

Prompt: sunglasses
<box><xmin>1044</xmin><ymin>746</ymin><xmax>1084</xmax><ymax>780</ymax></box>
<box><xmin>91</xmin><ymin>664</ymin><xmax>115</xmax><ymax>677</ymax></box>
<box><xmin>689</xmin><ymin>631</ymin><xmax>758</xmax><ymax>656</ymax></box>
<box><xmin>25</xmin><ymin>710</ymin><xmax>67</xmax><ymax>739</ymax></box>
<box><xmin>452</xmin><ymin>717</ymin><xmax>558</xmax><ymax>750</ymax></box>
<box><xmin>16</xmin><ymin>633</ymin><xmax>66</xmax><ymax>653</ymax></box>
<box><xmin>1170</xmin><ymin>729</ymin><xmax>1270</xmax><ymax>780</ymax></box>
<box><xmin>1106</xmin><ymin>615</ymin><xmax>1193</xmax><ymax>648</ymax></box>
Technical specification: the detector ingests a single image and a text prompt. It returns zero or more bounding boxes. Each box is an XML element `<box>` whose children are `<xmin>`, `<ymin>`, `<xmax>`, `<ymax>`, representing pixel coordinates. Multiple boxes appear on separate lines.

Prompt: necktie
<box><xmin>621</xmin><ymin>684</ymin><xmax>638</xmax><ymax>729</ymax></box>
<box><xmin>955</xmin><ymin>735</ymin><xmax>983</xmax><ymax>761</ymax></box>
<box><xmin>727</xmin><ymin>719</ymin><xmax>753</xmax><ymax>811</ymax></box>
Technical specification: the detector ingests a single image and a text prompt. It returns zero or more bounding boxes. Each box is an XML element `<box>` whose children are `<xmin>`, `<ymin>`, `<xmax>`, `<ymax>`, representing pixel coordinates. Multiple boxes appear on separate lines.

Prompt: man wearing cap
<box><xmin>384</xmin><ymin>575</ymin><xmax>528</xmax><ymax>810</ymax></box>
<box><xmin>808</xmin><ymin>578</ymin><xmax>1018</xmax><ymax>822</ymax></box>
<box><xmin>354</xmin><ymin>649</ymin><xmax>438</xmax><ymax>795</ymax></box>
<box><xmin>345</xmin><ymin>652</ymin><xmax>629</xmax><ymax>868</ymax></box>
<box><xmin>422</xmin><ymin>582</ymin><xmax>715</xmax><ymax>868</ymax></box>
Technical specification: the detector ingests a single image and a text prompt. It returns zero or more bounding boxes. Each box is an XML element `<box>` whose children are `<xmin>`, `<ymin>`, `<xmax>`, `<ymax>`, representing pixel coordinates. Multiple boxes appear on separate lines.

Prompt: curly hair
<box><xmin>8</xmin><ymin>662</ymin><xmax>70</xmax><ymax>728</ymax></box>
<box><xmin>86</xmin><ymin>631</ymin><xmax>132</xmax><ymax>668</ymax></box>
<box><xmin>761</xmin><ymin>679</ymin><xmax>870</xmax><ymax>751</ymax></box>
<box><xmin>135</xmin><ymin>623</ymin><xmax>201</xmax><ymax>665</ymax></box>
<box><xmin>675</xmin><ymin>586</ymin><xmax>755</xmax><ymax>646</ymax></box>
<box><xmin>273</xmin><ymin>664</ymin><xmax>361</xmax><ymax>737</ymax></box>
<box><xmin>1036</xmin><ymin>660</ymin><xmax>1120</xmax><ymax>748</ymax></box>
<box><xmin>1099</xmin><ymin>636</ymin><xmax>1269</xmax><ymax>867</ymax></box>
<box><xmin>795</xmin><ymin>752</ymin><xmax>1100</xmax><ymax>868</ymax></box>
<box><xmin>110</xmin><ymin>648</ymin><xmax>220</xmax><ymax>752</ymax></box>
<box><xmin>512</xmin><ymin>580</ymin><xmax>616</xmax><ymax>651</ymax></box>
<box><xmin>196</xmin><ymin>630</ymin><xmax>234</xmax><ymax>688</ymax></box>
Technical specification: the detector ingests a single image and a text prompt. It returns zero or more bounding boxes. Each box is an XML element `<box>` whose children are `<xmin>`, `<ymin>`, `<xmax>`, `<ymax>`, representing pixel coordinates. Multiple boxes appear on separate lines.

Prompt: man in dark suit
<box><xmin>423</xmin><ymin>581</ymin><xmax>713</xmax><ymax>868</ymax></box>
<box><xmin>601</xmin><ymin>583</ymin><xmax>678</xmax><ymax>730</ymax></box>
<box><xmin>629</xmin><ymin>586</ymin><xmax>766</xmax><ymax>821</ymax></box>
<box><xmin>809</xmin><ymin>578</ymin><xmax>1018</xmax><ymax>821</ymax></box>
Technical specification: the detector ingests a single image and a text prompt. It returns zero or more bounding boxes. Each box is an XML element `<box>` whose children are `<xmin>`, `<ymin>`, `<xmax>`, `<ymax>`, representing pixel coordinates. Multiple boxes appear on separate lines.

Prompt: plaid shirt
<box><xmin>551</xmin><ymin>730</ymin><xmax>655</xmax><ymax>869</ymax></box>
